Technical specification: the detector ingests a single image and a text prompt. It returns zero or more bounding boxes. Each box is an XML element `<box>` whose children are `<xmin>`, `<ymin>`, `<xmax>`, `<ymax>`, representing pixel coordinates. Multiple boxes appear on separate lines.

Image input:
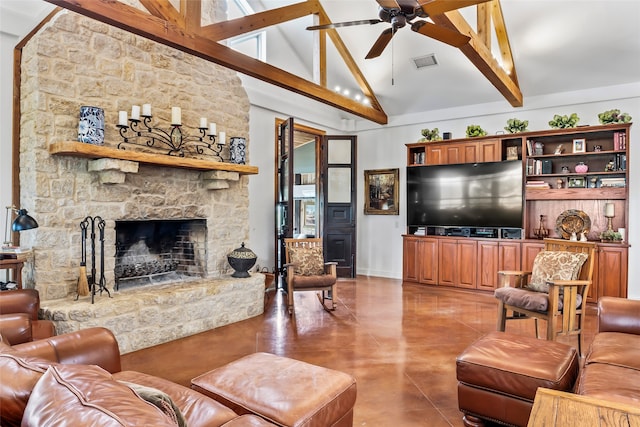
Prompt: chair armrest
<box><xmin>11</xmin><ymin>327</ymin><xmax>122</xmax><ymax>373</ymax></box>
<box><xmin>597</xmin><ymin>297</ymin><xmax>640</xmax><ymax>335</ymax></box>
<box><xmin>0</xmin><ymin>313</ymin><xmax>33</xmax><ymax>344</ymax></box>
<box><xmin>497</xmin><ymin>270</ymin><xmax>531</xmax><ymax>288</ymax></box>
<box><xmin>0</xmin><ymin>289</ymin><xmax>40</xmax><ymax>320</ymax></box>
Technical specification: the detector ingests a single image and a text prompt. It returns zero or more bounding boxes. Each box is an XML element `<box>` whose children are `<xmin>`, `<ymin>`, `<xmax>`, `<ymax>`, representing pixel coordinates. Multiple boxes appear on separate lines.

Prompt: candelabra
<box><xmin>533</xmin><ymin>214</ymin><xmax>549</xmax><ymax>240</ymax></box>
<box><xmin>117</xmin><ymin>114</ymin><xmax>225</xmax><ymax>161</ymax></box>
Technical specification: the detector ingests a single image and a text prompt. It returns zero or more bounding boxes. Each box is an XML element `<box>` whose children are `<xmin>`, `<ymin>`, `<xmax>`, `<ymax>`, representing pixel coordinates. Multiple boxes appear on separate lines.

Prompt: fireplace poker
<box><xmin>76</xmin><ymin>218</ymin><xmax>90</xmax><ymax>298</ymax></box>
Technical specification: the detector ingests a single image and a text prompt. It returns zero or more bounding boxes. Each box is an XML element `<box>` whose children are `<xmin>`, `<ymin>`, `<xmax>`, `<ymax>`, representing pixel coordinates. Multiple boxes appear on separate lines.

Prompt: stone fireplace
<box><xmin>16</xmin><ymin>7</ymin><xmax>264</xmax><ymax>353</ymax></box>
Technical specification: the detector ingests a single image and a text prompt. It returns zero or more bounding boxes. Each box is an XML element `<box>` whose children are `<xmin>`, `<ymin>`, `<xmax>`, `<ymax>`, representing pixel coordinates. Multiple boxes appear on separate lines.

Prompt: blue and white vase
<box><xmin>229</xmin><ymin>137</ymin><xmax>246</xmax><ymax>164</ymax></box>
<box><xmin>78</xmin><ymin>106</ymin><xmax>105</xmax><ymax>145</ymax></box>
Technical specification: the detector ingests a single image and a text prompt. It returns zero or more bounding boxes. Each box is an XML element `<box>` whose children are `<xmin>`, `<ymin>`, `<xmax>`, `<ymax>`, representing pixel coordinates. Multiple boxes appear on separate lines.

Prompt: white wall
<box><xmin>0</xmin><ymin>31</ymin><xmax>17</xmax><ymax>242</ymax></box>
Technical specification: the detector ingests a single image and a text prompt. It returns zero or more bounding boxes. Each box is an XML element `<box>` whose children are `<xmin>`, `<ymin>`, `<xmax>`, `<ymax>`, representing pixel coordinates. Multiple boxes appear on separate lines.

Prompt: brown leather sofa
<box><xmin>575</xmin><ymin>296</ymin><xmax>640</xmax><ymax>405</ymax></box>
<box><xmin>0</xmin><ymin>327</ymin><xmax>356</xmax><ymax>427</ymax></box>
<box><xmin>0</xmin><ymin>289</ymin><xmax>56</xmax><ymax>344</ymax></box>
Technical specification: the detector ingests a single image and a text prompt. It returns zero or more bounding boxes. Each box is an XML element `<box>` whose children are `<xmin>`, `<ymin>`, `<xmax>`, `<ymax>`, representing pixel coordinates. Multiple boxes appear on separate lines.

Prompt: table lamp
<box><xmin>3</xmin><ymin>206</ymin><xmax>39</xmax><ymax>248</ymax></box>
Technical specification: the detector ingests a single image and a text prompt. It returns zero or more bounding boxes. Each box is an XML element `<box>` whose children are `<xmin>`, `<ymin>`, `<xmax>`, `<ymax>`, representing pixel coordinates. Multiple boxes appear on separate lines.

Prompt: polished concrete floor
<box><xmin>121</xmin><ymin>276</ymin><xmax>597</xmax><ymax>426</ymax></box>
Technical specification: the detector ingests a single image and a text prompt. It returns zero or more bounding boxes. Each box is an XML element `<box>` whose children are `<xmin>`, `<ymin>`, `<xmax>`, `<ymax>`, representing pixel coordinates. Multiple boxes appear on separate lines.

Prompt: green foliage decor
<box><xmin>419</xmin><ymin>128</ymin><xmax>441</xmax><ymax>142</ymax></box>
<box><xmin>548</xmin><ymin>113</ymin><xmax>580</xmax><ymax>129</ymax></box>
<box><xmin>600</xmin><ymin>229</ymin><xmax>622</xmax><ymax>242</ymax></box>
<box><xmin>465</xmin><ymin>125</ymin><xmax>487</xmax><ymax>138</ymax></box>
<box><xmin>504</xmin><ymin>118</ymin><xmax>529</xmax><ymax>133</ymax></box>
<box><xmin>598</xmin><ymin>109</ymin><xmax>632</xmax><ymax>124</ymax></box>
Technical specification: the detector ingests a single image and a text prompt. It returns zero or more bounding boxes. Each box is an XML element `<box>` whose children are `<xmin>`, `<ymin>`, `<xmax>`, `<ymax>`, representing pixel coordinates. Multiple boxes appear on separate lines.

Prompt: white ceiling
<box><xmin>3</xmin><ymin>0</ymin><xmax>640</xmax><ymax>123</ymax></box>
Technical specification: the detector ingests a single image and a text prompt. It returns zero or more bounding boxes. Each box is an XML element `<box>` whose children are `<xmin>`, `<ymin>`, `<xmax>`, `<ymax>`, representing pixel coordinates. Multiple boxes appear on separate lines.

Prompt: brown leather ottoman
<box><xmin>191</xmin><ymin>352</ymin><xmax>357</xmax><ymax>427</ymax></box>
<box><xmin>456</xmin><ymin>331</ymin><xmax>579</xmax><ymax>427</ymax></box>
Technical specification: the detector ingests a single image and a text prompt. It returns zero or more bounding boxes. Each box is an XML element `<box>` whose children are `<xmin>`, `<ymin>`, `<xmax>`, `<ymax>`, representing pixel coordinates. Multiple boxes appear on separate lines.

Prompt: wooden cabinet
<box><xmin>589</xmin><ymin>244</ymin><xmax>628</xmax><ymax>303</ymax></box>
<box><xmin>477</xmin><ymin>241</ymin><xmax>521</xmax><ymax>291</ymax></box>
<box><xmin>521</xmin><ymin>242</ymin><xmax>544</xmax><ymax>271</ymax></box>
<box><xmin>437</xmin><ymin>239</ymin><xmax>477</xmax><ymax>288</ymax></box>
<box><xmin>403</xmin><ymin>237</ymin><xmax>420</xmax><ymax>282</ymax></box>
<box><xmin>403</xmin><ymin>236</ymin><xmax>438</xmax><ymax>285</ymax></box>
<box><xmin>423</xmin><ymin>140</ymin><xmax>500</xmax><ymax>165</ymax></box>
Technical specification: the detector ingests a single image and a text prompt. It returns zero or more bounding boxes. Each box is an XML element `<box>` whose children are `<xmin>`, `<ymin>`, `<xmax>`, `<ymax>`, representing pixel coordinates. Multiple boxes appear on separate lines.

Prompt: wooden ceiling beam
<box><xmin>46</xmin><ymin>0</ymin><xmax>388</xmax><ymax>124</ymax></box>
<box><xmin>490</xmin><ymin>0</ymin><xmax>518</xmax><ymax>87</ymax></box>
<box><xmin>430</xmin><ymin>8</ymin><xmax>522</xmax><ymax>107</ymax></box>
<box><xmin>139</xmin><ymin>0</ymin><xmax>184</xmax><ymax>28</ymax></box>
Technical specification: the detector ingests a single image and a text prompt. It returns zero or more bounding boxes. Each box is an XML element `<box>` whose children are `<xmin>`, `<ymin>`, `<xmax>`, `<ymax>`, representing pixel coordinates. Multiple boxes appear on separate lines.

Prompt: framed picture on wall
<box><xmin>364</xmin><ymin>168</ymin><xmax>399</xmax><ymax>215</ymax></box>
<box><xmin>572</xmin><ymin>138</ymin><xmax>586</xmax><ymax>153</ymax></box>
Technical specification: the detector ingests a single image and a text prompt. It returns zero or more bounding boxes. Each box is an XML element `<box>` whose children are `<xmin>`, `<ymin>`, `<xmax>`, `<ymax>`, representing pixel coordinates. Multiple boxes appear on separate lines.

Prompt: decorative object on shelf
<box><xmin>533</xmin><ymin>215</ymin><xmax>549</xmax><ymax>240</ymax></box>
<box><xmin>78</xmin><ymin>106</ymin><xmax>105</xmax><ymax>145</ymax></box>
<box><xmin>227</xmin><ymin>242</ymin><xmax>257</xmax><ymax>278</ymax></box>
<box><xmin>465</xmin><ymin>125</ymin><xmax>487</xmax><ymax>138</ymax></box>
<box><xmin>604</xmin><ymin>202</ymin><xmax>615</xmax><ymax>232</ymax></box>
<box><xmin>3</xmin><ymin>206</ymin><xmax>39</xmax><ymax>248</ymax></box>
<box><xmin>561</xmin><ymin>166</ymin><xmax>570</xmax><ymax>173</ymax></box>
<box><xmin>548</xmin><ymin>113</ymin><xmax>579</xmax><ymax>129</ymax></box>
<box><xmin>599</xmin><ymin>229</ymin><xmax>622</xmax><ymax>243</ymax></box>
<box><xmin>589</xmin><ymin>177</ymin><xmax>598</xmax><ymax>188</ymax></box>
<box><xmin>556</xmin><ymin>178</ymin><xmax>564</xmax><ymax>189</ymax></box>
<box><xmin>506</xmin><ymin>146</ymin><xmax>518</xmax><ymax>160</ymax></box>
<box><xmin>556</xmin><ymin>209</ymin><xmax>591</xmax><ymax>240</ymax></box>
<box><xmin>117</xmin><ymin>106</ymin><xmax>226</xmax><ymax>161</ymax></box>
<box><xmin>568</xmin><ymin>177</ymin><xmax>586</xmax><ymax>188</ymax></box>
<box><xmin>604</xmin><ymin>160</ymin><xmax>616</xmax><ymax>172</ymax></box>
<box><xmin>533</xmin><ymin>141</ymin><xmax>544</xmax><ymax>155</ymax></box>
<box><xmin>597</xmin><ymin>109</ymin><xmax>632</xmax><ymax>125</ymax></box>
<box><xmin>580</xmin><ymin>232</ymin><xmax>588</xmax><ymax>242</ymax></box>
<box><xmin>570</xmin><ymin>232</ymin><xmax>578</xmax><ymax>241</ymax></box>
<box><xmin>229</xmin><ymin>137</ymin><xmax>246</xmax><ymax>164</ymax></box>
<box><xmin>364</xmin><ymin>168</ymin><xmax>399</xmax><ymax>215</ymax></box>
<box><xmin>574</xmin><ymin>162</ymin><xmax>588</xmax><ymax>173</ymax></box>
<box><xmin>554</xmin><ymin>145</ymin><xmax>564</xmax><ymax>155</ymax></box>
<box><xmin>593</xmin><ymin>145</ymin><xmax>602</xmax><ymax>152</ymax></box>
<box><xmin>572</xmin><ymin>138</ymin><xmax>586</xmax><ymax>153</ymax></box>
<box><xmin>419</xmin><ymin>128</ymin><xmax>441</xmax><ymax>142</ymax></box>
<box><xmin>504</xmin><ymin>118</ymin><xmax>529</xmax><ymax>133</ymax></box>
<box><xmin>443</xmin><ymin>132</ymin><xmax>452</xmax><ymax>140</ymax></box>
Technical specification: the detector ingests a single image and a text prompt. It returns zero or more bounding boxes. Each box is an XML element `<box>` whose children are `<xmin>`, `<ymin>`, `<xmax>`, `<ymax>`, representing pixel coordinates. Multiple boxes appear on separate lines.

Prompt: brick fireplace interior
<box><xmin>15</xmin><ymin>5</ymin><xmax>265</xmax><ymax>353</ymax></box>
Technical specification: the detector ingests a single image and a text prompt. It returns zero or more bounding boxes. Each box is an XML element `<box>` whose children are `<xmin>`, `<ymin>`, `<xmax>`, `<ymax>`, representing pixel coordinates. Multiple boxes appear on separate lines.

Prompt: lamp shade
<box><xmin>12</xmin><ymin>209</ymin><xmax>39</xmax><ymax>232</ymax></box>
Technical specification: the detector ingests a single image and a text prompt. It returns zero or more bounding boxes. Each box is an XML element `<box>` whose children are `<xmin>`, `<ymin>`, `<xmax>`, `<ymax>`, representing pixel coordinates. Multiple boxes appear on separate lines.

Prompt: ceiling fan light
<box><xmin>412</xmin><ymin>53</ymin><xmax>438</xmax><ymax>69</ymax></box>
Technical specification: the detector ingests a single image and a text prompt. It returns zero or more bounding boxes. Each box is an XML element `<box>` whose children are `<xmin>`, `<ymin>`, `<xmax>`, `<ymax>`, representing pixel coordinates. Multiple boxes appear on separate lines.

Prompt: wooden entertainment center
<box><xmin>403</xmin><ymin>123</ymin><xmax>630</xmax><ymax>302</ymax></box>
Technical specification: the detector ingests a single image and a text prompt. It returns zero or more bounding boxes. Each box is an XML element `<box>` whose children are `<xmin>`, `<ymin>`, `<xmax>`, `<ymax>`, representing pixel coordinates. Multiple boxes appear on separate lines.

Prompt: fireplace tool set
<box><xmin>75</xmin><ymin>216</ymin><xmax>111</xmax><ymax>304</ymax></box>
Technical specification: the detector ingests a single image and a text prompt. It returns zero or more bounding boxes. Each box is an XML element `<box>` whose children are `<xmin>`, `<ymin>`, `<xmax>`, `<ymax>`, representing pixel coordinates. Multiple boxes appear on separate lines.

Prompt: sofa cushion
<box><xmin>115</xmin><ymin>370</ymin><xmax>239</xmax><ymax>427</ymax></box>
<box><xmin>494</xmin><ymin>286</ymin><xmax>582</xmax><ymax>312</ymax></box>
<box><xmin>288</xmin><ymin>246</ymin><xmax>325</xmax><ymax>276</ymax></box>
<box><xmin>22</xmin><ymin>364</ymin><xmax>179</xmax><ymax>427</ymax></box>
<box><xmin>527</xmin><ymin>251</ymin><xmax>588</xmax><ymax>293</ymax></box>
<box><xmin>576</xmin><ymin>363</ymin><xmax>640</xmax><ymax>407</ymax></box>
<box><xmin>585</xmin><ymin>332</ymin><xmax>640</xmax><ymax>371</ymax></box>
<box><xmin>119</xmin><ymin>381</ymin><xmax>187</xmax><ymax>427</ymax></box>
<box><xmin>0</xmin><ymin>353</ymin><xmax>49</xmax><ymax>427</ymax></box>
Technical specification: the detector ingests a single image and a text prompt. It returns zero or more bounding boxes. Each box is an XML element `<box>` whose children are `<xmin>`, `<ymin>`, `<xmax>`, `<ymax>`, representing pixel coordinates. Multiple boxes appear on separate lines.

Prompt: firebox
<box><xmin>115</xmin><ymin>219</ymin><xmax>206</xmax><ymax>289</ymax></box>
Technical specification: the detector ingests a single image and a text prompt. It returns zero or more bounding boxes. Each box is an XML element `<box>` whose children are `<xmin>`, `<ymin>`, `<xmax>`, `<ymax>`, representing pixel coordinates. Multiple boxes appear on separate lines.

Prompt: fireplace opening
<box><xmin>115</xmin><ymin>219</ymin><xmax>207</xmax><ymax>289</ymax></box>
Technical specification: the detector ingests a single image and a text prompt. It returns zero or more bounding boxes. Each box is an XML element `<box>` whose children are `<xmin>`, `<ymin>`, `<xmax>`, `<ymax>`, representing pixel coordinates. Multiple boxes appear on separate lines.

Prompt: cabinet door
<box><xmin>596</xmin><ymin>246</ymin><xmax>628</xmax><ymax>300</ymax></box>
<box><xmin>438</xmin><ymin>239</ymin><xmax>458</xmax><ymax>286</ymax></box>
<box><xmin>445</xmin><ymin>145</ymin><xmax>463</xmax><ymax>164</ymax></box>
<box><xmin>499</xmin><ymin>242</ymin><xmax>522</xmax><ymax>271</ymax></box>
<box><xmin>426</xmin><ymin>145</ymin><xmax>447</xmax><ymax>165</ymax></box>
<box><xmin>479</xmin><ymin>140</ymin><xmax>500</xmax><ymax>162</ymax></box>
<box><xmin>462</xmin><ymin>143</ymin><xmax>478</xmax><ymax>163</ymax></box>
<box><xmin>477</xmin><ymin>241</ymin><xmax>498</xmax><ymax>291</ymax></box>
<box><xmin>403</xmin><ymin>237</ymin><xmax>420</xmax><ymax>282</ymax></box>
<box><xmin>419</xmin><ymin>238</ymin><xmax>439</xmax><ymax>285</ymax></box>
<box><xmin>457</xmin><ymin>240</ymin><xmax>477</xmax><ymax>288</ymax></box>
<box><xmin>522</xmin><ymin>242</ymin><xmax>544</xmax><ymax>271</ymax></box>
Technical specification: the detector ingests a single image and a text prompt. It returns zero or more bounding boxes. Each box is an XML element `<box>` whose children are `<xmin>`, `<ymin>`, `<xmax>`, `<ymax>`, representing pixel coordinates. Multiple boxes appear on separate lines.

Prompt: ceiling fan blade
<box><xmin>411</xmin><ymin>20</ymin><xmax>470</xmax><ymax>47</ymax></box>
<box><xmin>418</xmin><ymin>0</ymin><xmax>491</xmax><ymax>16</ymax></box>
<box><xmin>365</xmin><ymin>27</ymin><xmax>395</xmax><ymax>59</ymax></box>
<box><xmin>307</xmin><ymin>19</ymin><xmax>383</xmax><ymax>31</ymax></box>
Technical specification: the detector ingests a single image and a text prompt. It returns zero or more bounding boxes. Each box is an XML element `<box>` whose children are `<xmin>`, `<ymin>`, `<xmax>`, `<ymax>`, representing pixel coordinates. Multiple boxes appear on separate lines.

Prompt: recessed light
<box><xmin>412</xmin><ymin>53</ymin><xmax>438</xmax><ymax>69</ymax></box>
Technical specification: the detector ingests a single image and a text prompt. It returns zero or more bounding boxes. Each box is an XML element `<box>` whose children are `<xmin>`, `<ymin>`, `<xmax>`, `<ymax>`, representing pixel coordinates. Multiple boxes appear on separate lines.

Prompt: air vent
<box><xmin>412</xmin><ymin>53</ymin><xmax>438</xmax><ymax>69</ymax></box>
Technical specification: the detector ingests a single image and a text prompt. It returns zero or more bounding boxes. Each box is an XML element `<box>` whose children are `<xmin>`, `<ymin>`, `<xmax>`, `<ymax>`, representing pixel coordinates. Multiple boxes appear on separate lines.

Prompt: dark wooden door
<box><xmin>321</xmin><ymin>135</ymin><xmax>357</xmax><ymax>278</ymax></box>
<box><xmin>275</xmin><ymin>118</ymin><xmax>294</xmax><ymax>280</ymax></box>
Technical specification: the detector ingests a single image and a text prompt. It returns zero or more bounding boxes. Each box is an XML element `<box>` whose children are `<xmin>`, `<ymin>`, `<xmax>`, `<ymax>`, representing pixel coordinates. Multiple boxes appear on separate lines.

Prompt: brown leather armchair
<box><xmin>0</xmin><ymin>289</ymin><xmax>55</xmax><ymax>345</ymax></box>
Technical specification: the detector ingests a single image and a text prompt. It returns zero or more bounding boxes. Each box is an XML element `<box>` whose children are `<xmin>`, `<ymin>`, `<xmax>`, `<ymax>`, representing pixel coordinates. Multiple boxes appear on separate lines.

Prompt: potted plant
<box><xmin>504</xmin><ymin>118</ymin><xmax>529</xmax><ymax>133</ymax></box>
<box><xmin>548</xmin><ymin>113</ymin><xmax>580</xmax><ymax>129</ymax></box>
<box><xmin>597</xmin><ymin>109</ymin><xmax>632</xmax><ymax>124</ymax></box>
<box><xmin>466</xmin><ymin>124</ymin><xmax>487</xmax><ymax>138</ymax></box>
<box><xmin>419</xmin><ymin>128</ymin><xmax>441</xmax><ymax>142</ymax></box>
<box><xmin>599</xmin><ymin>229</ymin><xmax>622</xmax><ymax>243</ymax></box>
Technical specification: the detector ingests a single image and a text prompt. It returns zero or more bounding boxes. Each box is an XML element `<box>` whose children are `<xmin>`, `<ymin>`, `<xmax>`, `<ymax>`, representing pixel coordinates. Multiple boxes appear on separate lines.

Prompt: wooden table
<box><xmin>529</xmin><ymin>388</ymin><xmax>640</xmax><ymax>426</ymax></box>
<box><xmin>0</xmin><ymin>252</ymin><xmax>32</xmax><ymax>289</ymax></box>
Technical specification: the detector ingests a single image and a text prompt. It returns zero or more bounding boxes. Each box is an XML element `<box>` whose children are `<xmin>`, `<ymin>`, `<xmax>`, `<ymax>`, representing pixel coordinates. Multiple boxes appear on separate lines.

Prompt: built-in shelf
<box><xmin>49</xmin><ymin>141</ymin><xmax>259</xmax><ymax>175</ymax></box>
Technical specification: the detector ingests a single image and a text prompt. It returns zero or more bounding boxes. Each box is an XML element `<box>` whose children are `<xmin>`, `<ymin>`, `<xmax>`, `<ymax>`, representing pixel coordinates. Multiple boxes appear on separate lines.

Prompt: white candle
<box><xmin>200</xmin><ymin>117</ymin><xmax>207</xmax><ymax>129</ymax></box>
<box><xmin>605</xmin><ymin>203</ymin><xmax>615</xmax><ymax>217</ymax></box>
<box><xmin>219</xmin><ymin>131</ymin><xmax>226</xmax><ymax>145</ymax></box>
<box><xmin>131</xmin><ymin>105</ymin><xmax>140</xmax><ymax>120</ymax></box>
<box><xmin>209</xmin><ymin>123</ymin><xmax>216</xmax><ymax>135</ymax></box>
<box><xmin>142</xmin><ymin>103</ymin><xmax>151</xmax><ymax>116</ymax></box>
<box><xmin>171</xmin><ymin>107</ymin><xmax>181</xmax><ymax>125</ymax></box>
<box><xmin>118</xmin><ymin>110</ymin><xmax>128</xmax><ymax>126</ymax></box>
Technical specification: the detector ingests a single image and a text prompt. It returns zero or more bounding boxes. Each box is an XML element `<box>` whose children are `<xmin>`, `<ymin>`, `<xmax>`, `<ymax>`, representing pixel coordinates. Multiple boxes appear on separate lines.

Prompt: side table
<box><xmin>0</xmin><ymin>251</ymin><xmax>33</xmax><ymax>289</ymax></box>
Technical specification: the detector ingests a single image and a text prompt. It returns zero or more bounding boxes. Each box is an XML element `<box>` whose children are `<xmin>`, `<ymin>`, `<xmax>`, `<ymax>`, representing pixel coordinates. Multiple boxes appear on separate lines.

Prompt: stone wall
<box><xmin>19</xmin><ymin>8</ymin><xmax>252</xmax><ymax>300</ymax></box>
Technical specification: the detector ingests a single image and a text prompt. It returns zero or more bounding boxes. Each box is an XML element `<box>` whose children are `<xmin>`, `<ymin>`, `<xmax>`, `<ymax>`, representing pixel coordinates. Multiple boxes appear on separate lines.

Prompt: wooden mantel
<box><xmin>49</xmin><ymin>141</ymin><xmax>259</xmax><ymax>175</ymax></box>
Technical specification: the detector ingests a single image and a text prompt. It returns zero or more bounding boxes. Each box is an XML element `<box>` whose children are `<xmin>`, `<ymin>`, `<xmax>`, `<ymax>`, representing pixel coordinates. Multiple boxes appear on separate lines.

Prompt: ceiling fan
<box><xmin>307</xmin><ymin>0</ymin><xmax>490</xmax><ymax>59</ymax></box>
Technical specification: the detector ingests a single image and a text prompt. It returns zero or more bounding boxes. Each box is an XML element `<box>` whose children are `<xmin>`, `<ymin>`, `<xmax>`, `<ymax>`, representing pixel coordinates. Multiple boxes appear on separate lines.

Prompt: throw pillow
<box><xmin>119</xmin><ymin>381</ymin><xmax>187</xmax><ymax>427</ymax></box>
<box><xmin>288</xmin><ymin>246</ymin><xmax>325</xmax><ymax>276</ymax></box>
<box><xmin>527</xmin><ymin>251</ymin><xmax>589</xmax><ymax>293</ymax></box>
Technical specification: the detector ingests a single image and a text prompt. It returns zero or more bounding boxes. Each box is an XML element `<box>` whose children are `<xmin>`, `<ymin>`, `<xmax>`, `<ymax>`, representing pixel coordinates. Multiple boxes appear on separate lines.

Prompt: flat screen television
<box><xmin>407</xmin><ymin>160</ymin><xmax>523</xmax><ymax>229</ymax></box>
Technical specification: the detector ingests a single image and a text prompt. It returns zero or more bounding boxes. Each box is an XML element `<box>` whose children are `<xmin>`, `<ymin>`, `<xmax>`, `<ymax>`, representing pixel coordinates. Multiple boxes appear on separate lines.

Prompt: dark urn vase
<box><xmin>227</xmin><ymin>242</ymin><xmax>257</xmax><ymax>278</ymax></box>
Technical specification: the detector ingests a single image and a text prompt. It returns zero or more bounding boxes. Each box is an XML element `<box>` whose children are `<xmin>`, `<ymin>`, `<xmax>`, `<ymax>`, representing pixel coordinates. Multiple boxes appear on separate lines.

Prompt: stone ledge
<box><xmin>39</xmin><ymin>274</ymin><xmax>266</xmax><ymax>354</ymax></box>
